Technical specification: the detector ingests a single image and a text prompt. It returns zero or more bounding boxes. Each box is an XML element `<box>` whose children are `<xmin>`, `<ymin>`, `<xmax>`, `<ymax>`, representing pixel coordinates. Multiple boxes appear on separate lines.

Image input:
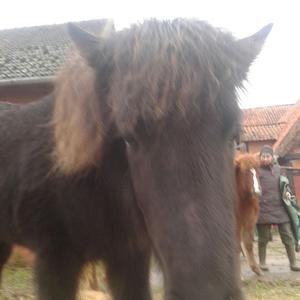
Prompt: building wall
<box><xmin>282</xmin><ymin>146</ymin><xmax>300</xmax><ymax>200</ymax></box>
<box><xmin>291</xmin><ymin>175</ymin><xmax>300</xmax><ymax>200</ymax></box>
<box><xmin>0</xmin><ymin>83</ymin><xmax>53</xmax><ymax>104</ymax></box>
<box><xmin>291</xmin><ymin>160</ymin><xmax>300</xmax><ymax>168</ymax></box>
<box><xmin>287</xmin><ymin>145</ymin><xmax>300</xmax><ymax>168</ymax></box>
<box><xmin>246</xmin><ymin>140</ymin><xmax>275</xmax><ymax>155</ymax></box>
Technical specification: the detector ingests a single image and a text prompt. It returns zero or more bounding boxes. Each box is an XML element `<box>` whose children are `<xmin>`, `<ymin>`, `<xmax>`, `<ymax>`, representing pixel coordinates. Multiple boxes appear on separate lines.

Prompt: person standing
<box><xmin>257</xmin><ymin>145</ymin><xmax>300</xmax><ymax>271</ymax></box>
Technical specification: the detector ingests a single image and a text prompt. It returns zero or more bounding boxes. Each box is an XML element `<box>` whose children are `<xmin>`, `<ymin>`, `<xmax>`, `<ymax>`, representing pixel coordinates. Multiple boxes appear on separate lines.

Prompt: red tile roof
<box><xmin>241</xmin><ymin>104</ymin><xmax>292</xmax><ymax>142</ymax></box>
<box><xmin>273</xmin><ymin>100</ymin><xmax>300</xmax><ymax>156</ymax></box>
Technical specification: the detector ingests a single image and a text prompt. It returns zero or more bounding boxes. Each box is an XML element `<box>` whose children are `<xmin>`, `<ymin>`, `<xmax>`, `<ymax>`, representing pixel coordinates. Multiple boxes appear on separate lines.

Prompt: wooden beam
<box><xmin>282</xmin><ymin>153</ymin><xmax>300</xmax><ymax>160</ymax></box>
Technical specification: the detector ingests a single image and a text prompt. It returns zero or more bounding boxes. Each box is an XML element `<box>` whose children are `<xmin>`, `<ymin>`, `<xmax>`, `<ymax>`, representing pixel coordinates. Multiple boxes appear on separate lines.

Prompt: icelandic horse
<box><xmin>0</xmin><ymin>19</ymin><xmax>271</xmax><ymax>299</ymax></box>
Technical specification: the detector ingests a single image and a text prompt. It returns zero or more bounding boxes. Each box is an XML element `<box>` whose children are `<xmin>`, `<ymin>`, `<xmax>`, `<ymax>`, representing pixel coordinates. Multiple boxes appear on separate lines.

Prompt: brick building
<box><xmin>241</xmin><ymin>101</ymin><xmax>300</xmax><ymax>199</ymax></box>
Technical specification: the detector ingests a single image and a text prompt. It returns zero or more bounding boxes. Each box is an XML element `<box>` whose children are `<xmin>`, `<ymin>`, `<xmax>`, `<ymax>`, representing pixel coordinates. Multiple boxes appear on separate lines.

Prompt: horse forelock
<box><xmin>235</xmin><ymin>154</ymin><xmax>259</xmax><ymax>172</ymax></box>
<box><xmin>108</xmin><ymin>19</ymin><xmax>243</xmax><ymax>131</ymax></box>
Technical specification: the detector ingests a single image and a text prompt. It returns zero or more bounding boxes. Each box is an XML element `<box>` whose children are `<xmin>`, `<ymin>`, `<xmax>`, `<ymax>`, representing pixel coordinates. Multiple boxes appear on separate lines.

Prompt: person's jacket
<box><xmin>257</xmin><ymin>164</ymin><xmax>290</xmax><ymax>224</ymax></box>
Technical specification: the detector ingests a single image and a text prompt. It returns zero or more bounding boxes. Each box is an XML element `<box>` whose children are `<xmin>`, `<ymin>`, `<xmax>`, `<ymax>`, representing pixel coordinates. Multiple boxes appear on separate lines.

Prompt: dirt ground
<box><xmin>240</xmin><ymin>232</ymin><xmax>300</xmax><ymax>300</ymax></box>
<box><xmin>0</xmin><ymin>231</ymin><xmax>299</xmax><ymax>299</ymax></box>
<box><xmin>241</xmin><ymin>232</ymin><xmax>300</xmax><ymax>283</ymax></box>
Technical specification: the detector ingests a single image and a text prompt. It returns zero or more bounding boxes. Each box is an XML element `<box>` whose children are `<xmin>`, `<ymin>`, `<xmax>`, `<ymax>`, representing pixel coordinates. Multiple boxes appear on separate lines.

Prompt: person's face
<box><xmin>260</xmin><ymin>153</ymin><xmax>273</xmax><ymax>166</ymax></box>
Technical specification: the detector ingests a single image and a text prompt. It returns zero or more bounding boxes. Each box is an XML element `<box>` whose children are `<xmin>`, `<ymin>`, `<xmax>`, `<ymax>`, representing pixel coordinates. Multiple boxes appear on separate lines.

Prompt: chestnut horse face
<box><xmin>250</xmin><ymin>167</ymin><xmax>262</xmax><ymax>197</ymax></box>
<box><xmin>53</xmin><ymin>20</ymin><xmax>271</xmax><ymax>299</ymax></box>
<box><xmin>236</xmin><ymin>153</ymin><xmax>262</xmax><ymax>200</ymax></box>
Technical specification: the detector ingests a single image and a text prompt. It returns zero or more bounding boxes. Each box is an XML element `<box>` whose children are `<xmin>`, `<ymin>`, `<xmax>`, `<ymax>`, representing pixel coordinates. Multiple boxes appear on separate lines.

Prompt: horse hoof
<box><xmin>252</xmin><ymin>266</ymin><xmax>264</xmax><ymax>276</ymax></box>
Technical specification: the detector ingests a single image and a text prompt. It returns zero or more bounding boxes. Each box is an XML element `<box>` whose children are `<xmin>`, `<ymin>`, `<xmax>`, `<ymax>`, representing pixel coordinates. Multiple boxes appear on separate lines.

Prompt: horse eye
<box><xmin>123</xmin><ymin>134</ymin><xmax>137</xmax><ymax>148</ymax></box>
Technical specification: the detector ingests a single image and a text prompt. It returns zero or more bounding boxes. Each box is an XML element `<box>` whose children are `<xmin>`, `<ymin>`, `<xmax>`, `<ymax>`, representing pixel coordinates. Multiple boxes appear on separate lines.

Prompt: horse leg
<box><xmin>242</xmin><ymin>228</ymin><xmax>263</xmax><ymax>276</ymax></box>
<box><xmin>0</xmin><ymin>242</ymin><xmax>12</xmax><ymax>286</ymax></box>
<box><xmin>35</xmin><ymin>249</ymin><xmax>83</xmax><ymax>300</ymax></box>
<box><xmin>236</xmin><ymin>219</ymin><xmax>246</xmax><ymax>280</ymax></box>
<box><xmin>105</xmin><ymin>247</ymin><xmax>152</xmax><ymax>300</ymax></box>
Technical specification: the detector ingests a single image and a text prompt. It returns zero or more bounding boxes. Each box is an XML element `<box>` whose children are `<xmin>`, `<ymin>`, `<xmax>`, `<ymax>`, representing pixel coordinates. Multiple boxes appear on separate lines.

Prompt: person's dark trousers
<box><xmin>257</xmin><ymin>224</ymin><xmax>271</xmax><ymax>271</ymax></box>
<box><xmin>278</xmin><ymin>223</ymin><xmax>300</xmax><ymax>271</ymax></box>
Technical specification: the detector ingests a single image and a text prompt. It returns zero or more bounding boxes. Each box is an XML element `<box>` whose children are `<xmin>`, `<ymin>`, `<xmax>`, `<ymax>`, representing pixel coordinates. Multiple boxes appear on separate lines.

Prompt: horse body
<box><xmin>0</xmin><ymin>97</ymin><xmax>151</xmax><ymax>299</ymax></box>
<box><xmin>235</xmin><ymin>153</ymin><xmax>262</xmax><ymax>275</ymax></box>
<box><xmin>0</xmin><ymin>19</ymin><xmax>271</xmax><ymax>299</ymax></box>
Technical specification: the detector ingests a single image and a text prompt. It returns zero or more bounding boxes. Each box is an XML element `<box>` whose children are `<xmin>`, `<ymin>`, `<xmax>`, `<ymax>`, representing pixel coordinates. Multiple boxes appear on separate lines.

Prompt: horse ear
<box><xmin>68</xmin><ymin>20</ymin><xmax>115</xmax><ymax>63</ymax></box>
<box><xmin>236</xmin><ymin>23</ymin><xmax>273</xmax><ymax>65</ymax></box>
<box><xmin>68</xmin><ymin>23</ymin><xmax>100</xmax><ymax>56</ymax></box>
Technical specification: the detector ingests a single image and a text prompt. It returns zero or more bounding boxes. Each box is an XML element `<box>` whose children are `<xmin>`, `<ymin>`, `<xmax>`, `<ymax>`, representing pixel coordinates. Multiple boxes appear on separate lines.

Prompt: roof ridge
<box><xmin>0</xmin><ymin>19</ymin><xmax>102</xmax><ymax>32</ymax></box>
<box><xmin>242</xmin><ymin>103</ymin><xmax>293</xmax><ymax>110</ymax></box>
<box><xmin>243</xmin><ymin>122</ymin><xmax>287</xmax><ymax>126</ymax></box>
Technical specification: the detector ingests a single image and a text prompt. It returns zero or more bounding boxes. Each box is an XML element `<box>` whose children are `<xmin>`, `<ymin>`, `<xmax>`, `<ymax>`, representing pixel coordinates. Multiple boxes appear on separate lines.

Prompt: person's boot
<box><xmin>285</xmin><ymin>244</ymin><xmax>300</xmax><ymax>271</ymax></box>
<box><xmin>258</xmin><ymin>243</ymin><xmax>269</xmax><ymax>271</ymax></box>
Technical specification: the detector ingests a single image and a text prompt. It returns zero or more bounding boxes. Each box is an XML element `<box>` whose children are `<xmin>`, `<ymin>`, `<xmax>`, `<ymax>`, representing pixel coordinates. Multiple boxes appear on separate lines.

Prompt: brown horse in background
<box><xmin>235</xmin><ymin>153</ymin><xmax>262</xmax><ymax>275</ymax></box>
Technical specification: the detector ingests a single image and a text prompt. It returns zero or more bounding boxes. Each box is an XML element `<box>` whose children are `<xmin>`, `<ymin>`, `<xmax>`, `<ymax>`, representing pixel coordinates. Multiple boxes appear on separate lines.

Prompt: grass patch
<box><xmin>0</xmin><ymin>266</ymin><xmax>34</xmax><ymax>299</ymax></box>
<box><xmin>152</xmin><ymin>281</ymin><xmax>300</xmax><ymax>300</ymax></box>
<box><xmin>243</xmin><ymin>279</ymin><xmax>300</xmax><ymax>300</ymax></box>
<box><xmin>1</xmin><ymin>266</ymin><xmax>300</xmax><ymax>300</ymax></box>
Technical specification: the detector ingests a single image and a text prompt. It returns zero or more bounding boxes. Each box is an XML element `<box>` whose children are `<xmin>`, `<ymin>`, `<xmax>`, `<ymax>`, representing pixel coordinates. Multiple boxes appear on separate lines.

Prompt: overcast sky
<box><xmin>0</xmin><ymin>0</ymin><xmax>299</xmax><ymax>108</ymax></box>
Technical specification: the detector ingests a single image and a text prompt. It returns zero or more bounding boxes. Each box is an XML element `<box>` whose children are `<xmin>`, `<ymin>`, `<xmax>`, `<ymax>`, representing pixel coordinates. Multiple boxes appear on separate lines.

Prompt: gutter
<box><xmin>0</xmin><ymin>76</ymin><xmax>54</xmax><ymax>87</ymax></box>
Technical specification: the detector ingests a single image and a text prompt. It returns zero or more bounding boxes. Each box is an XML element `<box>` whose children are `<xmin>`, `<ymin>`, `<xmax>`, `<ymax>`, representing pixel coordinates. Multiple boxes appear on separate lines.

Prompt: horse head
<box><xmin>52</xmin><ymin>19</ymin><xmax>271</xmax><ymax>299</ymax></box>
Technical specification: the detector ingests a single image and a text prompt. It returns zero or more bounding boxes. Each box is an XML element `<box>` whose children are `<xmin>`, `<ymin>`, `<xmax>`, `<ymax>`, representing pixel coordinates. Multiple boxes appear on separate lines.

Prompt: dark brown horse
<box><xmin>235</xmin><ymin>153</ymin><xmax>262</xmax><ymax>275</ymax></box>
<box><xmin>0</xmin><ymin>19</ymin><xmax>271</xmax><ymax>299</ymax></box>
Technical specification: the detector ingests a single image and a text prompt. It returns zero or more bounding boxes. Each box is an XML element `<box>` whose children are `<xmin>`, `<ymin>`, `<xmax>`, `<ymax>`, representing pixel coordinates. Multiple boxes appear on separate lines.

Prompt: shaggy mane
<box><xmin>235</xmin><ymin>153</ymin><xmax>259</xmax><ymax>171</ymax></box>
<box><xmin>52</xmin><ymin>53</ymin><xmax>103</xmax><ymax>174</ymax></box>
<box><xmin>109</xmin><ymin>19</ymin><xmax>244</xmax><ymax>130</ymax></box>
